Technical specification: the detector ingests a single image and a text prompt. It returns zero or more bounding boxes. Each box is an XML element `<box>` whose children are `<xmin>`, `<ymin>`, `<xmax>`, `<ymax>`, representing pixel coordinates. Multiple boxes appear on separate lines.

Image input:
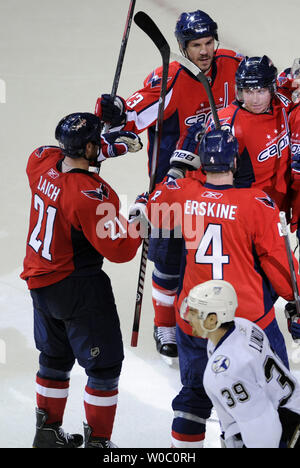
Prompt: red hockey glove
<box><xmin>99</xmin><ymin>131</ymin><xmax>143</xmax><ymax>160</ymax></box>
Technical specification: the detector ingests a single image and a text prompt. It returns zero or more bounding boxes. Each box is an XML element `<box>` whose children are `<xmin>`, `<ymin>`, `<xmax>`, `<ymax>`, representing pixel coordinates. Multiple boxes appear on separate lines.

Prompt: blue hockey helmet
<box><xmin>55</xmin><ymin>112</ymin><xmax>102</xmax><ymax>158</ymax></box>
<box><xmin>235</xmin><ymin>55</ymin><xmax>277</xmax><ymax>100</ymax></box>
<box><xmin>198</xmin><ymin>129</ymin><xmax>239</xmax><ymax>173</ymax></box>
<box><xmin>175</xmin><ymin>10</ymin><xmax>218</xmax><ymax>51</ymax></box>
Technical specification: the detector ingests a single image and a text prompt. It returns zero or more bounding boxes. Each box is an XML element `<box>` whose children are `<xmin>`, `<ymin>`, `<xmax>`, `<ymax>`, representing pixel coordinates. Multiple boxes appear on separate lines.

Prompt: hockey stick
<box><xmin>103</xmin><ymin>0</ymin><xmax>136</xmax><ymax>134</ymax></box>
<box><xmin>288</xmin><ymin>423</ymin><xmax>300</xmax><ymax>448</ymax></box>
<box><xmin>279</xmin><ymin>211</ymin><xmax>300</xmax><ymax>344</ymax></box>
<box><xmin>170</xmin><ymin>52</ymin><xmax>221</xmax><ymax>130</ymax></box>
<box><xmin>279</xmin><ymin>212</ymin><xmax>300</xmax><ymax>315</ymax></box>
<box><xmin>131</xmin><ymin>11</ymin><xmax>170</xmax><ymax>347</ymax></box>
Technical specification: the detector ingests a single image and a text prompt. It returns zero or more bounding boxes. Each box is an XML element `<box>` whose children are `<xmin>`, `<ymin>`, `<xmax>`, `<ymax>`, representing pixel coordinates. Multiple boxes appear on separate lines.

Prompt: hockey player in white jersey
<box><xmin>181</xmin><ymin>280</ymin><xmax>300</xmax><ymax>448</ymax></box>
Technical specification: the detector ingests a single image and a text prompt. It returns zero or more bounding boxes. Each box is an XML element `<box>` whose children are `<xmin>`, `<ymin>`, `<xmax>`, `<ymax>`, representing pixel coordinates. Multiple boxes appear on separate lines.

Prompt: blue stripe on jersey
<box><xmin>252</xmin><ymin>242</ymin><xmax>279</xmax><ymax>323</ymax></box>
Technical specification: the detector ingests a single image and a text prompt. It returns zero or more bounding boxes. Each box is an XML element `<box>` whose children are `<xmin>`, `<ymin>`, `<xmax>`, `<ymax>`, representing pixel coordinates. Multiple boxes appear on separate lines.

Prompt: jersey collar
<box><xmin>204</xmin><ymin>182</ymin><xmax>234</xmax><ymax>190</ymax></box>
<box><xmin>214</xmin><ymin>323</ymin><xmax>236</xmax><ymax>351</ymax></box>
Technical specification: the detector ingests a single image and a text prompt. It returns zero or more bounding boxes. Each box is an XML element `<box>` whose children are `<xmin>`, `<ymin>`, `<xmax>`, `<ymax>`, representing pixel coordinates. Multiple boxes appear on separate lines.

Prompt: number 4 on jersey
<box><xmin>195</xmin><ymin>224</ymin><xmax>229</xmax><ymax>279</ymax></box>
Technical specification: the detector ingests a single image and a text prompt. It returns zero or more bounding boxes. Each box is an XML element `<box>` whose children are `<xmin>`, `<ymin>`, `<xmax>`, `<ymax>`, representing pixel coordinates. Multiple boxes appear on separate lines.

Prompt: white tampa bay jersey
<box><xmin>203</xmin><ymin>317</ymin><xmax>300</xmax><ymax>448</ymax></box>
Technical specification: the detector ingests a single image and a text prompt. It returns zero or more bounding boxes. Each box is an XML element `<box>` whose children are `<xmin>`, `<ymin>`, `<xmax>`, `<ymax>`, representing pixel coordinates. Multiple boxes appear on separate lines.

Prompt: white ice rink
<box><xmin>0</xmin><ymin>0</ymin><xmax>300</xmax><ymax>448</ymax></box>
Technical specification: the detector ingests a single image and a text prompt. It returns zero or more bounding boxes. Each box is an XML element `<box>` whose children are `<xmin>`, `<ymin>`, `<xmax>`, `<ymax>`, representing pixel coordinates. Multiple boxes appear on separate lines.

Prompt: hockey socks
<box><xmin>152</xmin><ymin>279</ymin><xmax>177</xmax><ymax>327</ymax></box>
<box><xmin>171</xmin><ymin>415</ymin><xmax>205</xmax><ymax>448</ymax></box>
<box><xmin>36</xmin><ymin>374</ymin><xmax>69</xmax><ymax>425</ymax></box>
<box><xmin>84</xmin><ymin>385</ymin><xmax>118</xmax><ymax>439</ymax></box>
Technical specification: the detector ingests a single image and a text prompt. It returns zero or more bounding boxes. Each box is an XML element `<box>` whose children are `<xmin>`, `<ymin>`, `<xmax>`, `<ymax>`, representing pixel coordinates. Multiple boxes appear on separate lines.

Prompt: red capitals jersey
<box><xmin>148</xmin><ymin>178</ymin><xmax>299</xmax><ymax>336</ymax></box>
<box><xmin>20</xmin><ymin>146</ymin><xmax>141</xmax><ymax>289</ymax></box>
<box><xmin>123</xmin><ymin>50</ymin><xmax>243</xmax><ymax>183</ymax></box>
<box><xmin>212</xmin><ymin>94</ymin><xmax>293</xmax><ymax>212</ymax></box>
<box><xmin>289</xmin><ymin>103</ymin><xmax>300</xmax><ymax>181</ymax></box>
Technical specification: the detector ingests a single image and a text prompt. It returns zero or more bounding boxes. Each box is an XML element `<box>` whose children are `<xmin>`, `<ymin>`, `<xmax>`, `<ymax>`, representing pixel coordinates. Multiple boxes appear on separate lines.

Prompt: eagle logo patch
<box><xmin>82</xmin><ymin>183</ymin><xmax>109</xmax><ymax>201</ymax></box>
<box><xmin>255</xmin><ymin>194</ymin><xmax>275</xmax><ymax>209</ymax></box>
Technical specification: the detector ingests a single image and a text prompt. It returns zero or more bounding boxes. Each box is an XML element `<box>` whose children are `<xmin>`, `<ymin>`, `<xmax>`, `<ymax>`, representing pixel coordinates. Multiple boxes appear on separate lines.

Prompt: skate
<box><xmin>153</xmin><ymin>325</ymin><xmax>178</xmax><ymax>365</ymax></box>
<box><xmin>32</xmin><ymin>408</ymin><xmax>83</xmax><ymax>448</ymax></box>
<box><xmin>83</xmin><ymin>423</ymin><xmax>117</xmax><ymax>448</ymax></box>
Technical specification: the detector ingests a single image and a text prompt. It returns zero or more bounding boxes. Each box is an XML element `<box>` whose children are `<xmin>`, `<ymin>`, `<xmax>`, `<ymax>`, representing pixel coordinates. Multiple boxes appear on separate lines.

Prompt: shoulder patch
<box><xmin>211</xmin><ymin>355</ymin><xmax>230</xmax><ymax>373</ymax></box>
<box><xmin>34</xmin><ymin>146</ymin><xmax>55</xmax><ymax>158</ymax></box>
<box><xmin>164</xmin><ymin>179</ymin><xmax>181</xmax><ymax>190</ymax></box>
<box><xmin>82</xmin><ymin>183</ymin><xmax>110</xmax><ymax>201</ymax></box>
<box><xmin>255</xmin><ymin>194</ymin><xmax>275</xmax><ymax>209</ymax></box>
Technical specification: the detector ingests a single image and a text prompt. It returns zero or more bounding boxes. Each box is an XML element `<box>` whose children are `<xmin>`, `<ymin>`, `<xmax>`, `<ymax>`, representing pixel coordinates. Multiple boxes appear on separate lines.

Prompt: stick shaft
<box><xmin>279</xmin><ymin>211</ymin><xmax>300</xmax><ymax>315</ymax></box>
<box><xmin>111</xmin><ymin>0</ymin><xmax>136</xmax><ymax>98</ymax></box>
<box><xmin>131</xmin><ymin>12</ymin><xmax>170</xmax><ymax>346</ymax></box>
<box><xmin>103</xmin><ymin>0</ymin><xmax>136</xmax><ymax>134</ymax></box>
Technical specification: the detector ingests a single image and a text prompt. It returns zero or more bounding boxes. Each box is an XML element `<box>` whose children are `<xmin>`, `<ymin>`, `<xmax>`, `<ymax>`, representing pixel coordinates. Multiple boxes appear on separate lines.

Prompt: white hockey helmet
<box><xmin>185</xmin><ymin>280</ymin><xmax>238</xmax><ymax>333</ymax></box>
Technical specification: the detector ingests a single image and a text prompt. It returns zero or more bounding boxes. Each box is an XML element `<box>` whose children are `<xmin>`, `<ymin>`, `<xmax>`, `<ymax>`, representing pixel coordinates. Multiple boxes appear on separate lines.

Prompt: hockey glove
<box><xmin>285</xmin><ymin>301</ymin><xmax>300</xmax><ymax>343</ymax></box>
<box><xmin>128</xmin><ymin>192</ymin><xmax>150</xmax><ymax>238</ymax></box>
<box><xmin>95</xmin><ymin>94</ymin><xmax>127</xmax><ymax>127</ymax></box>
<box><xmin>128</xmin><ymin>192</ymin><xmax>149</xmax><ymax>222</ymax></box>
<box><xmin>99</xmin><ymin>131</ymin><xmax>143</xmax><ymax>161</ymax></box>
<box><xmin>167</xmin><ymin>123</ymin><xmax>203</xmax><ymax>180</ymax></box>
<box><xmin>291</xmin><ymin>152</ymin><xmax>300</xmax><ymax>180</ymax></box>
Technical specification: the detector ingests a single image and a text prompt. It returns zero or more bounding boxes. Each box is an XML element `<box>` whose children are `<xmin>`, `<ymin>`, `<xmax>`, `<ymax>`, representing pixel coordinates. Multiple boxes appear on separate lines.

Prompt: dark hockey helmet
<box><xmin>55</xmin><ymin>112</ymin><xmax>102</xmax><ymax>158</ymax></box>
<box><xmin>235</xmin><ymin>55</ymin><xmax>278</xmax><ymax>101</ymax></box>
<box><xmin>198</xmin><ymin>129</ymin><xmax>239</xmax><ymax>173</ymax></box>
<box><xmin>175</xmin><ymin>10</ymin><xmax>218</xmax><ymax>51</ymax></box>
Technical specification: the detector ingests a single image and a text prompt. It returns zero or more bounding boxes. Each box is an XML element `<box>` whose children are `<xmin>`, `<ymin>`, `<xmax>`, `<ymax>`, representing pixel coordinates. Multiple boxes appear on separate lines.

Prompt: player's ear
<box><xmin>206</xmin><ymin>313</ymin><xmax>218</xmax><ymax>329</ymax></box>
<box><xmin>85</xmin><ymin>142</ymin><xmax>97</xmax><ymax>159</ymax></box>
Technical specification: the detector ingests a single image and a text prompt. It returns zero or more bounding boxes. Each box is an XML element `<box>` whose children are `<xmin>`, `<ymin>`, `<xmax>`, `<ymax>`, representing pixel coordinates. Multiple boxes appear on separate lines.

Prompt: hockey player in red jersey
<box><xmin>287</xmin><ymin>104</ymin><xmax>300</xmax><ymax>235</ymax></box>
<box><xmin>20</xmin><ymin>113</ymin><xmax>143</xmax><ymax>448</ymax></box>
<box><xmin>133</xmin><ymin>129</ymin><xmax>300</xmax><ymax>448</ymax></box>
<box><xmin>207</xmin><ymin>55</ymin><xmax>293</xmax><ymax>215</ymax></box>
<box><xmin>95</xmin><ymin>10</ymin><xmax>244</xmax><ymax>361</ymax></box>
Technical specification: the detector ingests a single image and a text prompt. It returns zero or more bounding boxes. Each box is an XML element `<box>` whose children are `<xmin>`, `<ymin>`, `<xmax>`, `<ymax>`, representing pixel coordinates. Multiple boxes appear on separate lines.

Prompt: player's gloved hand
<box><xmin>99</xmin><ymin>131</ymin><xmax>143</xmax><ymax>161</ymax></box>
<box><xmin>285</xmin><ymin>301</ymin><xmax>300</xmax><ymax>343</ymax></box>
<box><xmin>128</xmin><ymin>192</ymin><xmax>149</xmax><ymax>223</ymax></box>
<box><xmin>291</xmin><ymin>152</ymin><xmax>300</xmax><ymax>177</ymax></box>
<box><xmin>167</xmin><ymin>123</ymin><xmax>203</xmax><ymax>180</ymax></box>
<box><xmin>95</xmin><ymin>94</ymin><xmax>127</xmax><ymax>127</ymax></box>
<box><xmin>291</xmin><ymin>58</ymin><xmax>300</xmax><ymax>103</ymax></box>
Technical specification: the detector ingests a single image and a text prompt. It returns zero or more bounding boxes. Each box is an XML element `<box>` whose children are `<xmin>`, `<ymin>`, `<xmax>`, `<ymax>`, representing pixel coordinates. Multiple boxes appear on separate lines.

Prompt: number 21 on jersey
<box><xmin>195</xmin><ymin>224</ymin><xmax>229</xmax><ymax>279</ymax></box>
<box><xmin>28</xmin><ymin>194</ymin><xmax>56</xmax><ymax>261</ymax></box>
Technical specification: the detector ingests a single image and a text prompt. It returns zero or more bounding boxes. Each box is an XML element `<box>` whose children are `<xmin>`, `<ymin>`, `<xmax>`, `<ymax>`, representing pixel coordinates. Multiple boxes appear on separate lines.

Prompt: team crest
<box><xmin>82</xmin><ymin>183</ymin><xmax>110</xmax><ymax>201</ymax></box>
<box><xmin>211</xmin><ymin>355</ymin><xmax>230</xmax><ymax>373</ymax></box>
<box><xmin>71</xmin><ymin>118</ymin><xmax>87</xmax><ymax>130</ymax></box>
<box><xmin>146</xmin><ymin>71</ymin><xmax>172</xmax><ymax>88</ymax></box>
<box><xmin>164</xmin><ymin>179</ymin><xmax>181</xmax><ymax>190</ymax></box>
<box><xmin>255</xmin><ymin>194</ymin><xmax>275</xmax><ymax>209</ymax></box>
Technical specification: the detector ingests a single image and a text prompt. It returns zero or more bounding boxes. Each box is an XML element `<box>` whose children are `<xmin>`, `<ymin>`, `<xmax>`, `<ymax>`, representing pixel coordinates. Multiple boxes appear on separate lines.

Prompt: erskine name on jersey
<box><xmin>184</xmin><ymin>200</ymin><xmax>237</xmax><ymax>220</ymax></box>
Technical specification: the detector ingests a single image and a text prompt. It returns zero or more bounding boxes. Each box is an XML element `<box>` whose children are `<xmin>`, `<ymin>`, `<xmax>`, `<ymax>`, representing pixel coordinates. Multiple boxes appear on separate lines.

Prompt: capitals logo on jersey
<box><xmin>82</xmin><ymin>183</ymin><xmax>110</xmax><ymax>201</ymax></box>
